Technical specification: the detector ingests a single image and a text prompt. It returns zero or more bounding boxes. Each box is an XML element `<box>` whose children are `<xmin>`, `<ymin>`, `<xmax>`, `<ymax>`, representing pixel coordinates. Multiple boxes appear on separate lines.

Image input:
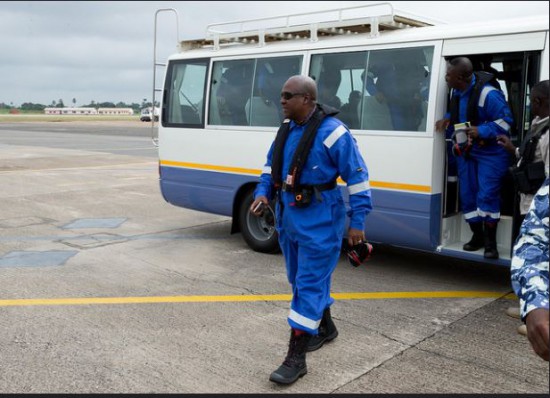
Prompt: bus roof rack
<box><xmin>179</xmin><ymin>2</ymin><xmax>437</xmax><ymax>51</ymax></box>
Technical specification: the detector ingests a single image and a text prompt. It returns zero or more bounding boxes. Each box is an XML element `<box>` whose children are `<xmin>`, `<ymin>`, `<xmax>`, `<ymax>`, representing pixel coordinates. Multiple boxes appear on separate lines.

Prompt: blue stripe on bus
<box><xmin>160</xmin><ymin>166</ymin><xmax>441</xmax><ymax>252</ymax></box>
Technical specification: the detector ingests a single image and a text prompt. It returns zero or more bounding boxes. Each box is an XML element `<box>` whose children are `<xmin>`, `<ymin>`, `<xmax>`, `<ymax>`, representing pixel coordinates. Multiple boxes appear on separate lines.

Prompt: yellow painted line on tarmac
<box><xmin>0</xmin><ymin>290</ymin><xmax>509</xmax><ymax>308</ymax></box>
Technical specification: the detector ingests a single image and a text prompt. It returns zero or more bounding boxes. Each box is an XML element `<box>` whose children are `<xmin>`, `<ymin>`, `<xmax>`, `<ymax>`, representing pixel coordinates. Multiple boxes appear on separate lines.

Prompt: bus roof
<box><xmin>171</xmin><ymin>3</ymin><xmax>548</xmax><ymax>58</ymax></box>
<box><xmin>179</xmin><ymin>3</ymin><xmax>435</xmax><ymax>51</ymax></box>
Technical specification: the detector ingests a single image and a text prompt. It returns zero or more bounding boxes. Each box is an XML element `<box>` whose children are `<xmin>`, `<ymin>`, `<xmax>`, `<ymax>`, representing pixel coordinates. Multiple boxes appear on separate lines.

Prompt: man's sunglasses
<box><xmin>280</xmin><ymin>92</ymin><xmax>306</xmax><ymax>100</ymax></box>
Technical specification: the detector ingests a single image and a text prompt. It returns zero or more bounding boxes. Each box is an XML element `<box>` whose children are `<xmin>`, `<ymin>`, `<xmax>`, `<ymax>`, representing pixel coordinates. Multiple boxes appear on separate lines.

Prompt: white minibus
<box><xmin>153</xmin><ymin>3</ymin><xmax>549</xmax><ymax>266</ymax></box>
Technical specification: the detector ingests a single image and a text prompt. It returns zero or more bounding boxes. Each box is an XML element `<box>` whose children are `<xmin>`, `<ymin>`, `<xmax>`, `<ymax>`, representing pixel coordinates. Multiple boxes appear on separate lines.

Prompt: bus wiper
<box><xmin>180</xmin><ymin>91</ymin><xmax>199</xmax><ymax>114</ymax></box>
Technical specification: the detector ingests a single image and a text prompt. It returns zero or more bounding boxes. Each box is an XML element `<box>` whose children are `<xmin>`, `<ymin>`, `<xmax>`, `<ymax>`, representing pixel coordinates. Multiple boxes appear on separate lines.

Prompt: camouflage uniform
<box><xmin>510</xmin><ymin>177</ymin><xmax>549</xmax><ymax>322</ymax></box>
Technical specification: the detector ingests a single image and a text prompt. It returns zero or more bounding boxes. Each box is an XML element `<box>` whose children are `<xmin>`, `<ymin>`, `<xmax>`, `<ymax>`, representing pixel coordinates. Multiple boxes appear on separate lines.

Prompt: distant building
<box><xmin>44</xmin><ymin>107</ymin><xmax>98</xmax><ymax>115</ymax></box>
<box><xmin>44</xmin><ymin>107</ymin><xmax>134</xmax><ymax>116</ymax></box>
<box><xmin>97</xmin><ymin>108</ymin><xmax>134</xmax><ymax>115</ymax></box>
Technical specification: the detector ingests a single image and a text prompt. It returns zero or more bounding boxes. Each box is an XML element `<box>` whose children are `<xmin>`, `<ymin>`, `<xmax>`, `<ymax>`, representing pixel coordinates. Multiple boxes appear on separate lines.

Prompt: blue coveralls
<box><xmin>254</xmin><ymin>115</ymin><xmax>372</xmax><ymax>334</ymax></box>
<box><xmin>444</xmin><ymin>75</ymin><xmax>513</xmax><ymax>224</ymax></box>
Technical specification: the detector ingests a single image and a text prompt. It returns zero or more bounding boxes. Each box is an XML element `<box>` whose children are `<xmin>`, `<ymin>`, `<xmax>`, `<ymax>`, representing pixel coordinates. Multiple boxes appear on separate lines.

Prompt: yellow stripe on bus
<box><xmin>0</xmin><ymin>291</ymin><xmax>508</xmax><ymax>307</ymax></box>
<box><xmin>161</xmin><ymin>160</ymin><xmax>259</xmax><ymax>175</ymax></box>
<box><xmin>160</xmin><ymin>160</ymin><xmax>432</xmax><ymax>193</ymax></box>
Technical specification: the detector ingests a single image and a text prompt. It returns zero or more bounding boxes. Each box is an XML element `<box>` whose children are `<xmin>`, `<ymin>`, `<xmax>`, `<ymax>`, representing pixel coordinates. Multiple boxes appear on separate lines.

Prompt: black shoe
<box><xmin>269</xmin><ymin>362</ymin><xmax>307</xmax><ymax>384</ymax></box>
<box><xmin>483</xmin><ymin>222</ymin><xmax>499</xmax><ymax>259</ymax></box>
<box><xmin>484</xmin><ymin>247</ymin><xmax>499</xmax><ymax>259</ymax></box>
<box><xmin>307</xmin><ymin>328</ymin><xmax>338</xmax><ymax>352</ymax></box>
<box><xmin>269</xmin><ymin>330</ymin><xmax>311</xmax><ymax>385</ymax></box>
<box><xmin>463</xmin><ymin>222</ymin><xmax>484</xmax><ymax>251</ymax></box>
<box><xmin>307</xmin><ymin>307</ymin><xmax>338</xmax><ymax>352</ymax></box>
<box><xmin>463</xmin><ymin>237</ymin><xmax>484</xmax><ymax>251</ymax></box>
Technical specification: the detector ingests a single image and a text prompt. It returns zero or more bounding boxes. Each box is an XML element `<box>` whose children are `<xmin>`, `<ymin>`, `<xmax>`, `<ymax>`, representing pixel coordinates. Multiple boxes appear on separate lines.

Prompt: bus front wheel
<box><xmin>238</xmin><ymin>190</ymin><xmax>280</xmax><ymax>254</ymax></box>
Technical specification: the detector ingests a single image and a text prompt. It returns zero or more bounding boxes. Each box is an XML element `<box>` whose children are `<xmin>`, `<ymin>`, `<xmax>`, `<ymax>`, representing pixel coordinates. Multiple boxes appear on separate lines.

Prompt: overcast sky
<box><xmin>0</xmin><ymin>1</ymin><xmax>548</xmax><ymax>107</ymax></box>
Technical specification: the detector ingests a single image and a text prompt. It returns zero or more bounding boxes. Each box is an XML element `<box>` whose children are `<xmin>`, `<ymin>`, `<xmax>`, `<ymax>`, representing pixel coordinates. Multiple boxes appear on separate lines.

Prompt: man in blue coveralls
<box><xmin>251</xmin><ymin>75</ymin><xmax>373</xmax><ymax>384</ymax></box>
<box><xmin>436</xmin><ymin>57</ymin><xmax>513</xmax><ymax>259</ymax></box>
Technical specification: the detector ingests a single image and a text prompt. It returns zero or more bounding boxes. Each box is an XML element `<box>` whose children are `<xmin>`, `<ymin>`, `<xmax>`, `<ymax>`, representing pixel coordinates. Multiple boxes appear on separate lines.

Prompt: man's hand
<box><xmin>496</xmin><ymin>134</ymin><xmax>516</xmax><ymax>155</ymax></box>
<box><xmin>525</xmin><ymin>308</ymin><xmax>549</xmax><ymax>361</ymax></box>
<box><xmin>347</xmin><ymin>228</ymin><xmax>366</xmax><ymax>247</ymax></box>
<box><xmin>465</xmin><ymin>126</ymin><xmax>480</xmax><ymax>140</ymax></box>
<box><xmin>250</xmin><ymin>196</ymin><xmax>268</xmax><ymax>216</ymax></box>
<box><xmin>435</xmin><ymin>118</ymin><xmax>450</xmax><ymax>133</ymax></box>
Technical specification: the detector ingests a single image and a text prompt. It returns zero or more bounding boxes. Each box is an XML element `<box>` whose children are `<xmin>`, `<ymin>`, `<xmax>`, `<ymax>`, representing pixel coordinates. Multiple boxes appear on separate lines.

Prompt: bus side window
<box><xmin>210</xmin><ymin>60</ymin><xmax>254</xmax><ymax>126</ymax></box>
<box><xmin>250</xmin><ymin>56</ymin><xmax>302</xmax><ymax>127</ymax></box>
<box><xmin>361</xmin><ymin>94</ymin><xmax>392</xmax><ymax>130</ymax></box>
<box><xmin>318</xmin><ymin>68</ymin><xmax>342</xmax><ymax>109</ymax></box>
<box><xmin>310</xmin><ymin>48</ymin><xmax>433</xmax><ymax>132</ymax></box>
<box><xmin>363</xmin><ymin>47</ymin><xmax>433</xmax><ymax>132</ymax></box>
<box><xmin>166</xmin><ymin>59</ymin><xmax>208</xmax><ymax>126</ymax></box>
<box><xmin>340</xmin><ymin>90</ymin><xmax>361</xmax><ymax>129</ymax></box>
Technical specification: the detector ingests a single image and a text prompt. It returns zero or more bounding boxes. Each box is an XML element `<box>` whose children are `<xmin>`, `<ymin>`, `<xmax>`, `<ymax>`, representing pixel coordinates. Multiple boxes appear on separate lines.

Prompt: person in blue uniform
<box><xmin>251</xmin><ymin>75</ymin><xmax>373</xmax><ymax>384</ymax></box>
<box><xmin>436</xmin><ymin>57</ymin><xmax>514</xmax><ymax>259</ymax></box>
<box><xmin>510</xmin><ymin>177</ymin><xmax>549</xmax><ymax>361</ymax></box>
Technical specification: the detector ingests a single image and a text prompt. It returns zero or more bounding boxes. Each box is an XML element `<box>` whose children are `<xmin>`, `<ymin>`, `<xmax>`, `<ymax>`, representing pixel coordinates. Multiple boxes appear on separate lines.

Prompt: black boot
<box><xmin>463</xmin><ymin>222</ymin><xmax>484</xmax><ymax>251</ymax></box>
<box><xmin>269</xmin><ymin>329</ymin><xmax>311</xmax><ymax>385</ymax></box>
<box><xmin>307</xmin><ymin>307</ymin><xmax>338</xmax><ymax>352</ymax></box>
<box><xmin>484</xmin><ymin>222</ymin><xmax>499</xmax><ymax>259</ymax></box>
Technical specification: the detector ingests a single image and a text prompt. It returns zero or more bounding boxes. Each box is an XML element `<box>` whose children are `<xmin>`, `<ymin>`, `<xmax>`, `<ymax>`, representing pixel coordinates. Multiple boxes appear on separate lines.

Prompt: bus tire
<box><xmin>238</xmin><ymin>190</ymin><xmax>280</xmax><ymax>254</ymax></box>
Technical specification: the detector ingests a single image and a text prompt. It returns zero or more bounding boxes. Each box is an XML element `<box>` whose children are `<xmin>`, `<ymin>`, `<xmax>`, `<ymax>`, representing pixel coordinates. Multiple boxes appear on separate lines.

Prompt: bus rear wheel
<box><xmin>238</xmin><ymin>190</ymin><xmax>280</xmax><ymax>254</ymax></box>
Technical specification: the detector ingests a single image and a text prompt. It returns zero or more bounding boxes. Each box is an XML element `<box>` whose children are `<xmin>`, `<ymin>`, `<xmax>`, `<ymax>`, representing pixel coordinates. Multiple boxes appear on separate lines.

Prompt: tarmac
<box><xmin>0</xmin><ymin>122</ymin><xmax>548</xmax><ymax>394</ymax></box>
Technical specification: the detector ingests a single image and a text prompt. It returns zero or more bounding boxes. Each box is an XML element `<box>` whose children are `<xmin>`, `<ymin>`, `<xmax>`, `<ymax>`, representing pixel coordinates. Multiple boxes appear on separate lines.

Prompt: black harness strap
<box><xmin>287</xmin><ymin>109</ymin><xmax>324</xmax><ymax>193</ymax></box>
<box><xmin>271</xmin><ymin>103</ymin><xmax>339</xmax><ymax>193</ymax></box>
<box><xmin>271</xmin><ymin>120</ymin><xmax>291</xmax><ymax>190</ymax></box>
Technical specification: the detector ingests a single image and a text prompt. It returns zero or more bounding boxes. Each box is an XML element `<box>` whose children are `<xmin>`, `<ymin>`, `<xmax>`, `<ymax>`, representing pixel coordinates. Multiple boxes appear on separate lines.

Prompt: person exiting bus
<box><xmin>436</xmin><ymin>57</ymin><xmax>514</xmax><ymax>259</ymax></box>
<box><xmin>250</xmin><ymin>75</ymin><xmax>372</xmax><ymax>385</ymax></box>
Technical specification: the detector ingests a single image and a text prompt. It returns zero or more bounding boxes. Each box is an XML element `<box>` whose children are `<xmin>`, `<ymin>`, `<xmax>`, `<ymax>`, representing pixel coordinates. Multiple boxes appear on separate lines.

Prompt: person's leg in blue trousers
<box><xmin>270</xmin><ymin>194</ymin><xmax>346</xmax><ymax>384</ymax></box>
<box><xmin>456</xmin><ymin>155</ymin><xmax>481</xmax><ymax>223</ymax></box>
<box><xmin>474</xmin><ymin>149</ymin><xmax>509</xmax><ymax>222</ymax></box>
<box><xmin>277</xmin><ymin>198</ymin><xmax>345</xmax><ymax>334</ymax></box>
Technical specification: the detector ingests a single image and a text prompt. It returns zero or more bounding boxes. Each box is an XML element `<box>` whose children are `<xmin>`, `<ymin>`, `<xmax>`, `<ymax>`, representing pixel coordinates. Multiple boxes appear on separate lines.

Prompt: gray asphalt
<box><xmin>0</xmin><ymin>122</ymin><xmax>547</xmax><ymax>394</ymax></box>
<box><xmin>0</xmin><ymin>121</ymin><xmax>153</xmax><ymax>137</ymax></box>
<box><xmin>0</xmin><ymin>121</ymin><xmax>156</xmax><ymax>157</ymax></box>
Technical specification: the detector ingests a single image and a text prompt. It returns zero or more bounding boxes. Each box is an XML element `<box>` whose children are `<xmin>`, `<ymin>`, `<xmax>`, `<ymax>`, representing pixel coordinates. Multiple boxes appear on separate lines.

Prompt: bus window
<box><xmin>252</xmin><ymin>56</ymin><xmax>302</xmax><ymax>126</ymax></box>
<box><xmin>165</xmin><ymin>59</ymin><xmax>208</xmax><ymax>127</ymax></box>
<box><xmin>310</xmin><ymin>51</ymin><xmax>367</xmax><ymax>129</ymax></box>
<box><xmin>210</xmin><ymin>59</ymin><xmax>254</xmax><ymax>126</ymax></box>
<box><xmin>209</xmin><ymin>56</ymin><xmax>302</xmax><ymax>127</ymax></box>
<box><xmin>363</xmin><ymin>46</ymin><xmax>433</xmax><ymax>132</ymax></box>
<box><xmin>310</xmin><ymin>47</ymin><xmax>434</xmax><ymax>132</ymax></box>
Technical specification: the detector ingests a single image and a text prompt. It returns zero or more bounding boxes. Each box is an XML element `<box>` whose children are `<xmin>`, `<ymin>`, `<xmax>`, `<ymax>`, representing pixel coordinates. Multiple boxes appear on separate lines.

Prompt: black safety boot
<box><xmin>269</xmin><ymin>329</ymin><xmax>311</xmax><ymax>385</ymax></box>
<box><xmin>483</xmin><ymin>222</ymin><xmax>499</xmax><ymax>259</ymax></box>
<box><xmin>463</xmin><ymin>222</ymin><xmax>484</xmax><ymax>251</ymax></box>
<box><xmin>307</xmin><ymin>307</ymin><xmax>338</xmax><ymax>352</ymax></box>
